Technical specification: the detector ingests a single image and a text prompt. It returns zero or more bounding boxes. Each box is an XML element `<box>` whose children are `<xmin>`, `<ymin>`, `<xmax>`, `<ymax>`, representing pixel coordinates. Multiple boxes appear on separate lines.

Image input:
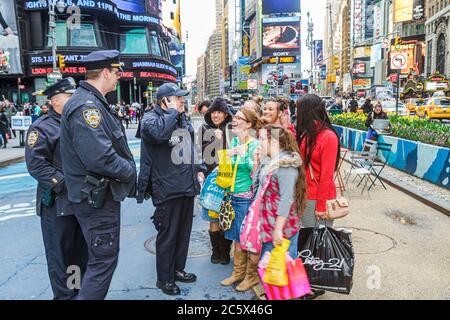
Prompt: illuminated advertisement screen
<box><xmin>112</xmin><ymin>0</ymin><xmax>145</xmax><ymax>13</ymax></box>
<box><xmin>0</xmin><ymin>0</ymin><xmax>22</xmax><ymax>75</ymax></box>
<box><xmin>262</xmin><ymin>0</ymin><xmax>300</xmax><ymax>15</ymax></box>
<box><xmin>262</xmin><ymin>16</ymin><xmax>300</xmax><ymax>57</ymax></box>
<box><xmin>25</xmin><ymin>0</ymin><xmax>160</xmax><ymax>24</ymax></box>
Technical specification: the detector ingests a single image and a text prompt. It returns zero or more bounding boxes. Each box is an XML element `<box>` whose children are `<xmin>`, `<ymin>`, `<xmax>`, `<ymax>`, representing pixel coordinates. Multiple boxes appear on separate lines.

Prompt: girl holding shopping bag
<box><xmin>221</xmin><ymin>108</ymin><xmax>261</xmax><ymax>292</ymax></box>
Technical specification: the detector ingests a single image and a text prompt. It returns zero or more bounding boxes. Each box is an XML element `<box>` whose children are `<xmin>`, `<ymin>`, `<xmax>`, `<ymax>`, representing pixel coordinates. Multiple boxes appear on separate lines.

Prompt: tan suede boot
<box><xmin>221</xmin><ymin>250</ymin><xmax>247</xmax><ymax>286</ymax></box>
<box><xmin>235</xmin><ymin>257</ymin><xmax>260</xmax><ymax>292</ymax></box>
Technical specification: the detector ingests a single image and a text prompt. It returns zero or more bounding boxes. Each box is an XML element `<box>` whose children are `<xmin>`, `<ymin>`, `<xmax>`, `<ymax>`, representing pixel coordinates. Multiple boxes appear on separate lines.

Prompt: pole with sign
<box><xmin>390</xmin><ymin>52</ymin><xmax>407</xmax><ymax>116</ymax></box>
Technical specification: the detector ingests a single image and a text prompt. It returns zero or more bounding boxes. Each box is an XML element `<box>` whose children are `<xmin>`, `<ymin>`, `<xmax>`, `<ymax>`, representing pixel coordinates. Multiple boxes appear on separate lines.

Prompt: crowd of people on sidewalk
<box><xmin>19</xmin><ymin>50</ymin><xmax>345</xmax><ymax>301</ymax></box>
<box><xmin>191</xmin><ymin>93</ymin><xmax>341</xmax><ymax>300</ymax></box>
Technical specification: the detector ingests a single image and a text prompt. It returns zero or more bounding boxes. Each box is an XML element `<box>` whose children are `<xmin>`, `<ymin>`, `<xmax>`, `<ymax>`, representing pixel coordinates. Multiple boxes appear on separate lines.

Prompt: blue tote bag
<box><xmin>199</xmin><ymin>169</ymin><xmax>226</xmax><ymax>213</ymax></box>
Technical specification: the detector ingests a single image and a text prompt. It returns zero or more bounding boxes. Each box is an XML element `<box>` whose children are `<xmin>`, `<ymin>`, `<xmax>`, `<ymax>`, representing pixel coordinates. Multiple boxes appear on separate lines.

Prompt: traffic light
<box><xmin>334</xmin><ymin>55</ymin><xmax>339</xmax><ymax>71</ymax></box>
<box><xmin>57</xmin><ymin>55</ymin><xmax>65</xmax><ymax>69</ymax></box>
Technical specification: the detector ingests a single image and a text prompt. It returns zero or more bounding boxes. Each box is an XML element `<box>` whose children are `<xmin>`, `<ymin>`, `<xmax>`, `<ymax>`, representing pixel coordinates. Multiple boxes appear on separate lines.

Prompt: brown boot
<box><xmin>221</xmin><ymin>250</ymin><xmax>247</xmax><ymax>286</ymax></box>
<box><xmin>235</xmin><ymin>256</ymin><xmax>260</xmax><ymax>292</ymax></box>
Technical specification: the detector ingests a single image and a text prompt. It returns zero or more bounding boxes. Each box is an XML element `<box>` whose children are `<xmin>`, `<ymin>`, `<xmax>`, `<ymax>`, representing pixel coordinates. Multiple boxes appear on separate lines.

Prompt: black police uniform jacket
<box><xmin>60</xmin><ymin>81</ymin><xmax>137</xmax><ymax>203</ymax></box>
<box><xmin>137</xmin><ymin>104</ymin><xmax>206</xmax><ymax>206</ymax></box>
<box><xmin>25</xmin><ymin>108</ymin><xmax>70</xmax><ymax>216</ymax></box>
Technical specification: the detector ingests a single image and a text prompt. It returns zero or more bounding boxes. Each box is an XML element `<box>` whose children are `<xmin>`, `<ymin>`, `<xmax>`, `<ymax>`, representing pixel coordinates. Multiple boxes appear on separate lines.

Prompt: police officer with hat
<box><xmin>25</xmin><ymin>78</ymin><xmax>88</xmax><ymax>300</ymax></box>
<box><xmin>60</xmin><ymin>50</ymin><xmax>137</xmax><ymax>300</ymax></box>
<box><xmin>138</xmin><ymin>83</ymin><xmax>206</xmax><ymax>295</ymax></box>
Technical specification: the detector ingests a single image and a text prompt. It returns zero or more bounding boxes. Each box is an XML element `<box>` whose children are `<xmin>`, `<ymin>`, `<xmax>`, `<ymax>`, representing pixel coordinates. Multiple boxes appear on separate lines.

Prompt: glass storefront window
<box><xmin>121</xmin><ymin>29</ymin><xmax>149</xmax><ymax>54</ymax></box>
<box><xmin>149</xmin><ymin>31</ymin><xmax>162</xmax><ymax>56</ymax></box>
<box><xmin>71</xmin><ymin>24</ymin><xmax>97</xmax><ymax>47</ymax></box>
<box><xmin>47</xmin><ymin>22</ymin><xmax>68</xmax><ymax>47</ymax></box>
<box><xmin>47</xmin><ymin>23</ymin><xmax>97</xmax><ymax>47</ymax></box>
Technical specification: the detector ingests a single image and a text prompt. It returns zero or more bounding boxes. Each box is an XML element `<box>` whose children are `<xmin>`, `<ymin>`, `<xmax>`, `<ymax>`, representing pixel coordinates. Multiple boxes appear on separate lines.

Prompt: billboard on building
<box><xmin>0</xmin><ymin>0</ymin><xmax>22</xmax><ymax>75</ymax></box>
<box><xmin>262</xmin><ymin>0</ymin><xmax>300</xmax><ymax>15</ymax></box>
<box><xmin>245</xmin><ymin>0</ymin><xmax>256</xmax><ymax>19</ymax></box>
<box><xmin>168</xmin><ymin>33</ymin><xmax>185</xmax><ymax>76</ymax></box>
<box><xmin>262</xmin><ymin>63</ymin><xmax>301</xmax><ymax>84</ymax></box>
<box><xmin>262</xmin><ymin>16</ymin><xmax>301</xmax><ymax>57</ymax></box>
<box><xmin>373</xmin><ymin>0</ymin><xmax>384</xmax><ymax>41</ymax></box>
<box><xmin>394</xmin><ymin>0</ymin><xmax>424</xmax><ymax>23</ymax></box>
<box><xmin>365</xmin><ymin>0</ymin><xmax>375</xmax><ymax>40</ymax></box>
<box><xmin>352</xmin><ymin>0</ymin><xmax>365</xmax><ymax>45</ymax></box>
<box><xmin>112</xmin><ymin>0</ymin><xmax>145</xmax><ymax>13</ymax></box>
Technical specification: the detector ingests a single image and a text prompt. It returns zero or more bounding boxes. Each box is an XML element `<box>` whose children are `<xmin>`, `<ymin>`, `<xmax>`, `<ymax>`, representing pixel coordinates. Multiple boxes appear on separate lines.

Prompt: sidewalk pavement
<box><xmin>0</xmin><ymin>134</ymin><xmax>25</xmax><ymax>167</ymax></box>
<box><xmin>0</xmin><ymin>160</ymin><xmax>449</xmax><ymax>300</ymax></box>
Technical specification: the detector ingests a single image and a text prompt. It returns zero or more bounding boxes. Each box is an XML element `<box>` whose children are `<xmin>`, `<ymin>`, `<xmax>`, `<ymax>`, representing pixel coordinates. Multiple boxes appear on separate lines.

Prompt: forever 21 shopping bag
<box><xmin>199</xmin><ymin>169</ymin><xmax>226</xmax><ymax>213</ymax></box>
<box><xmin>297</xmin><ymin>225</ymin><xmax>354</xmax><ymax>294</ymax></box>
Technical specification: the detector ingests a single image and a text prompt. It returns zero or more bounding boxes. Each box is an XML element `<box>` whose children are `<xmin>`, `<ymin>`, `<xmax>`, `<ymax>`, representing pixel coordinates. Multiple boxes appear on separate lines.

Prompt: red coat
<box><xmin>299</xmin><ymin>128</ymin><xmax>338</xmax><ymax>212</ymax></box>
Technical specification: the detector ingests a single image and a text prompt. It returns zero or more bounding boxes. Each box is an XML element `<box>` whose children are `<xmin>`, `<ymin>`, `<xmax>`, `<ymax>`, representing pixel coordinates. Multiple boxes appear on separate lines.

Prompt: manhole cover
<box><xmin>340</xmin><ymin>227</ymin><xmax>397</xmax><ymax>255</ymax></box>
<box><xmin>144</xmin><ymin>230</ymin><xmax>211</xmax><ymax>258</ymax></box>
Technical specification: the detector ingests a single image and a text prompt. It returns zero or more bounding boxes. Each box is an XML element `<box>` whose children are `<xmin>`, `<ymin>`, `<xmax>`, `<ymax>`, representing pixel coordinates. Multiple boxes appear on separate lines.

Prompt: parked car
<box><xmin>405</xmin><ymin>98</ymin><xmax>426</xmax><ymax>116</ymax></box>
<box><xmin>416</xmin><ymin>97</ymin><xmax>450</xmax><ymax>120</ymax></box>
<box><xmin>381</xmin><ymin>100</ymin><xmax>409</xmax><ymax>116</ymax></box>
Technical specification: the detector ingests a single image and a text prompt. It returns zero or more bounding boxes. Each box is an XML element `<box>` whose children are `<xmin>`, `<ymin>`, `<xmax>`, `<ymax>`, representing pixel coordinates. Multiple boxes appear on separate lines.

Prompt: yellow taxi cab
<box><xmin>415</xmin><ymin>97</ymin><xmax>450</xmax><ymax>119</ymax></box>
<box><xmin>404</xmin><ymin>98</ymin><xmax>425</xmax><ymax>116</ymax></box>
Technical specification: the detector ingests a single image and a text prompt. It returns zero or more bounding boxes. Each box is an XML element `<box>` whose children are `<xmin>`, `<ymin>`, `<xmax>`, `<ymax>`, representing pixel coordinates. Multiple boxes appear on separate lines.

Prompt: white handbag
<box><xmin>308</xmin><ymin>164</ymin><xmax>350</xmax><ymax>220</ymax></box>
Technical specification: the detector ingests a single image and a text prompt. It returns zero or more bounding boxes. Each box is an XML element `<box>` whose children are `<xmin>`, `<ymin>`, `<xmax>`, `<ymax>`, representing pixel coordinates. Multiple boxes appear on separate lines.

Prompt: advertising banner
<box><xmin>353</xmin><ymin>78</ymin><xmax>372</xmax><ymax>90</ymax></box>
<box><xmin>313</xmin><ymin>40</ymin><xmax>324</xmax><ymax>66</ymax></box>
<box><xmin>262</xmin><ymin>63</ymin><xmax>300</xmax><ymax>84</ymax></box>
<box><xmin>0</xmin><ymin>0</ymin><xmax>22</xmax><ymax>75</ymax></box>
<box><xmin>365</xmin><ymin>0</ymin><xmax>375</xmax><ymax>41</ymax></box>
<box><xmin>262</xmin><ymin>16</ymin><xmax>300</xmax><ymax>57</ymax></box>
<box><xmin>373</xmin><ymin>0</ymin><xmax>384</xmax><ymax>41</ymax></box>
<box><xmin>394</xmin><ymin>0</ymin><xmax>413</xmax><ymax>23</ymax></box>
<box><xmin>352</xmin><ymin>0</ymin><xmax>365</xmax><ymax>45</ymax></box>
<box><xmin>245</xmin><ymin>0</ymin><xmax>256</xmax><ymax>19</ymax></box>
<box><xmin>412</xmin><ymin>0</ymin><xmax>424</xmax><ymax>21</ymax></box>
<box><xmin>262</xmin><ymin>0</ymin><xmax>301</xmax><ymax>15</ymax></box>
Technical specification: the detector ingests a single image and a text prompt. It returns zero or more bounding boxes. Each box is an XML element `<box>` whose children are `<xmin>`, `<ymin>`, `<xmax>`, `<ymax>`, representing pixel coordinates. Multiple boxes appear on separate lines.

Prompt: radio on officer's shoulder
<box><xmin>85</xmin><ymin>174</ymin><xmax>110</xmax><ymax>209</ymax></box>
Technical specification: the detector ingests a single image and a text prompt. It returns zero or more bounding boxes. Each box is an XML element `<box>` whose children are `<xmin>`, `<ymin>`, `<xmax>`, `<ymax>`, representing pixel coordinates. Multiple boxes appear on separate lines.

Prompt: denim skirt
<box><xmin>224</xmin><ymin>196</ymin><xmax>253</xmax><ymax>242</ymax></box>
<box><xmin>201</xmin><ymin>207</ymin><xmax>219</xmax><ymax>222</ymax></box>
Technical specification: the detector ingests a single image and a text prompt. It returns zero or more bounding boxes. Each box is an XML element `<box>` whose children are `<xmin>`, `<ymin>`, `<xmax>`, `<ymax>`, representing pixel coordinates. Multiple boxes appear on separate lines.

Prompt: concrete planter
<box><xmin>333</xmin><ymin>125</ymin><xmax>450</xmax><ymax>190</ymax></box>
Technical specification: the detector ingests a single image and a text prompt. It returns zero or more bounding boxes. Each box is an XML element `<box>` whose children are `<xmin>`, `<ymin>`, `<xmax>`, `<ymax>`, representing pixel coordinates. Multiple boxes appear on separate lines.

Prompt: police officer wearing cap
<box><xmin>138</xmin><ymin>83</ymin><xmax>206</xmax><ymax>295</ymax></box>
<box><xmin>25</xmin><ymin>78</ymin><xmax>88</xmax><ymax>300</ymax></box>
<box><xmin>60</xmin><ymin>50</ymin><xmax>137</xmax><ymax>300</ymax></box>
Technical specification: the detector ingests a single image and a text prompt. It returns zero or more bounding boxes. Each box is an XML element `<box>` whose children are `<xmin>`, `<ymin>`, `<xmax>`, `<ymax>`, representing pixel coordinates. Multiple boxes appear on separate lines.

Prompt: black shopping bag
<box><xmin>297</xmin><ymin>225</ymin><xmax>354</xmax><ymax>294</ymax></box>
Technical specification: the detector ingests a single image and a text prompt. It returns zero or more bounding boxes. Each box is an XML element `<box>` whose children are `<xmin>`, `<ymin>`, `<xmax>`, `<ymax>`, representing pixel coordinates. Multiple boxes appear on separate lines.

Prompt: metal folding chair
<box><xmin>344</xmin><ymin>148</ymin><xmax>377</xmax><ymax>198</ymax></box>
<box><xmin>367</xmin><ymin>142</ymin><xmax>392</xmax><ymax>190</ymax></box>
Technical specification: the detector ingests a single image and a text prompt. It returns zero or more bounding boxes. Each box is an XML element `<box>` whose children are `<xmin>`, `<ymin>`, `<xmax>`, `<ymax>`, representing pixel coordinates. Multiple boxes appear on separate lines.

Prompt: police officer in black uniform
<box><xmin>60</xmin><ymin>50</ymin><xmax>137</xmax><ymax>300</ymax></box>
<box><xmin>25</xmin><ymin>78</ymin><xmax>88</xmax><ymax>300</ymax></box>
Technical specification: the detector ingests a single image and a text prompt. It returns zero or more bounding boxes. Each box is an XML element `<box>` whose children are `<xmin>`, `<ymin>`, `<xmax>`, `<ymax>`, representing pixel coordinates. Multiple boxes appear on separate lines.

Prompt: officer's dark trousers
<box><xmin>154</xmin><ymin>196</ymin><xmax>194</xmax><ymax>283</ymax></box>
<box><xmin>73</xmin><ymin>196</ymin><xmax>121</xmax><ymax>300</ymax></box>
<box><xmin>40</xmin><ymin>205</ymin><xmax>88</xmax><ymax>300</ymax></box>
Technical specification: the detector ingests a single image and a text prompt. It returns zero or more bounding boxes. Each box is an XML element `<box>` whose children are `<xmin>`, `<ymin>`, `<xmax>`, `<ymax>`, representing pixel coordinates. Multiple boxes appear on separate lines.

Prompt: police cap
<box><xmin>156</xmin><ymin>83</ymin><xmax>189</xmax><ymax>100</ymax></box>
<box><xmin>82</xmin><ymin>50</ymin><xmax>123</xmax><ymax>71</ymax></box>
<box><xmin>42</xmin><ymin>77</ymin><xmax>77</xmax><ymax>99</ymax></box>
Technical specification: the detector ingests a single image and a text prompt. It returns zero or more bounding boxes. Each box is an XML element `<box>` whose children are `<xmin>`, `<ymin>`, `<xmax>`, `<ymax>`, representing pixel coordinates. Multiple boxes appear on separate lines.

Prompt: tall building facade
<box><xmin>425</xmin><ymin>0</ymin><xmax>450</xmax><ymax>77</ymax></box>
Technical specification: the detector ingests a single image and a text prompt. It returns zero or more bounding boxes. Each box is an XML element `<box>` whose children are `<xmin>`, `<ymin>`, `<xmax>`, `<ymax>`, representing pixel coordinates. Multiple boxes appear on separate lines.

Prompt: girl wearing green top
<box><xmin>221</xmin><ymin>108</ymin><xmax>261</xmax><ymax>293</ymax></box>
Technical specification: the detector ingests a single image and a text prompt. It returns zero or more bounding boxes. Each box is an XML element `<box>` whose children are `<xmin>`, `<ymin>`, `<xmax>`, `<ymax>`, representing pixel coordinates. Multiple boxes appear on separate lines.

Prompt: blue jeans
<box><xmin>367</xmin><ymin>128</ymin><xmax>378</xmax><ymax>140</ymax></box>
<box><xmin>261</xmin><ymin>232</ymin><xmax>299</xmax><ymax>260</ymax></box>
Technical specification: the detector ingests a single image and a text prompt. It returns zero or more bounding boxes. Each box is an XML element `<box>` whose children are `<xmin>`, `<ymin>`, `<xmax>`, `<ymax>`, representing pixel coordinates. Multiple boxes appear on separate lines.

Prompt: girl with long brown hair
<box><xmin>221</xmin><ymin>107</ymin><xmax>262</xmax><ymax>292</ymax></box>
<box><xmin>253</xmin><ymin>124</ymin><xmax>306</xmax><ymax>259</ymax></box>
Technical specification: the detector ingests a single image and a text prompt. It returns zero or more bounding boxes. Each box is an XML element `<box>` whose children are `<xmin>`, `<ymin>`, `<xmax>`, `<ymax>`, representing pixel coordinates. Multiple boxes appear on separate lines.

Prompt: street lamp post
<box><xmin>42</xmin><ymin>0</ymin><xmax>66</xmax><ymax>84</ymax></box>
<box><xmin>306</xmin><ymin>12</ymin><xmax>314</xmax><ymax>94</ymax></box>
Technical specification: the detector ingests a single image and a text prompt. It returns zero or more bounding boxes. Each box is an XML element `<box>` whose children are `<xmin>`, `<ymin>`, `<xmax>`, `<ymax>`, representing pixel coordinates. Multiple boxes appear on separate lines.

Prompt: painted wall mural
<box><xmin>333</xmin><ymin>125</ymin><xmax>450</xmax><ymax>190</ymax></box>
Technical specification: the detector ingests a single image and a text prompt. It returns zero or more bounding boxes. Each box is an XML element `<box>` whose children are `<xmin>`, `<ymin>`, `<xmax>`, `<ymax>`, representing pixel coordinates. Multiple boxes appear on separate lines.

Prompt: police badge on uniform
<box><xmin>83</xmin><ymin>108</ymin><xmax>101</xmax><ymax>128</ymax></box>
<box><xmin>27</xmin><ymin>131</ymin><xmax>38</xmax><ymax>148</ymax></box>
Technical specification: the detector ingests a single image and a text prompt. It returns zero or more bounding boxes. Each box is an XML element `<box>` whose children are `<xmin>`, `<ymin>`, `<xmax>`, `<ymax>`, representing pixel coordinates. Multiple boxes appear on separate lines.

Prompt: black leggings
<box><xmin>1</xmin><ymin>133</ymin><xmax>7</xmax><ymax>146</ymax></box>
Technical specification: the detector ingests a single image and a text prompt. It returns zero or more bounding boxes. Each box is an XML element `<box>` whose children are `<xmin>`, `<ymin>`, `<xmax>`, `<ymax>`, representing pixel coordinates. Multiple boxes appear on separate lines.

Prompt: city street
<box><xmin>0</xmin><ymin>127</ymin><xmax>449</xmax><ymax>300</ymax></box>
